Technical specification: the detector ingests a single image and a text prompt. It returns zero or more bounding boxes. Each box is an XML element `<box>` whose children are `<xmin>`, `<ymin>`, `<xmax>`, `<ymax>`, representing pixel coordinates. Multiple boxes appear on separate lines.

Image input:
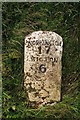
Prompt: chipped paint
<box><xmin>24</xmin><ymin>31</ymin><xmax>63</xmax><ymax>107</ymax></box>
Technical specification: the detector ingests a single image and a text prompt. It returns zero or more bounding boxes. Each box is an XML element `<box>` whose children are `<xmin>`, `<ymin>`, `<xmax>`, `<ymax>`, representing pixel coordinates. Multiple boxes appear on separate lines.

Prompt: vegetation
<box><xmin>2</xmin><ymin>2</ymin><xmax>80</xmax><ymax>119</ymax></box>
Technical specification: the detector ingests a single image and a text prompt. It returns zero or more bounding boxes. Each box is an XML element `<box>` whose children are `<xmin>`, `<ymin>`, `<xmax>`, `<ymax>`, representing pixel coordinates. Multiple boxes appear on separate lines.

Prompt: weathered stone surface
<box><xmin>39</xmin><ymin>89</ymin><xmax>49</xmax><ymax>98</ymax></box>
<box><xmin>24</xmin><ymin>31</ymin><xmax>63</xmax><ymax>107</ymax></box>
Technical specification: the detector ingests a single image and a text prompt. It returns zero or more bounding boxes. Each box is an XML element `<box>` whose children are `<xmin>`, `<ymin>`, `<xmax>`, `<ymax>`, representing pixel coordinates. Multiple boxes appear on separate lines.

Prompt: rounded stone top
<box><xmin>25</xmin><ymin>31</ymin><xmax>63</xmax><ymax>57</ymax></box>
<box><xmin>25</xmin><ymin>31</ymin><xmax>63</xmax><ymax>46</ymax></box>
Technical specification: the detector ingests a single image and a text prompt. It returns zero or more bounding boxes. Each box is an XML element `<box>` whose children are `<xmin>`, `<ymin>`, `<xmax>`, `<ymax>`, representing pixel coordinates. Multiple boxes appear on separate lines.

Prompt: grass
<box><xmin>2</xmin><ymin>2</ymin><xmax>79</xmax><ymax>119</ymax></box>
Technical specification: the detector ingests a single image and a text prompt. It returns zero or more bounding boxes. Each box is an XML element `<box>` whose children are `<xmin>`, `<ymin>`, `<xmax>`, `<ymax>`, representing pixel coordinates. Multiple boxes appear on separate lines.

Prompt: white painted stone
<box><xmin>24</xmin><ymin>31</ymin><xmax>63</xmax><ymax>107</ymax></box>
<box><xmin>39</xmin><ymin>89</ymin><xmax>49</xmax><ymax>98</ymax></box>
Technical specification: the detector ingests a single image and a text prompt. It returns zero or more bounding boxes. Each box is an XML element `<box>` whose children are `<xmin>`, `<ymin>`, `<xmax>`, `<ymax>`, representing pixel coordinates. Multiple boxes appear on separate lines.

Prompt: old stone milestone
<box><xmin>24</xmin><ymin>31</ymin><xmax>63</xmax><ymax>107</ymax></box>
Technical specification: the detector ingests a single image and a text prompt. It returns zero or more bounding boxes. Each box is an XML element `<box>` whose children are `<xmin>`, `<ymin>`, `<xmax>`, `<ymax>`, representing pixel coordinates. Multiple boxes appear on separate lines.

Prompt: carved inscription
<box><xmin>24</xmin><ymin>31</ymin><xmax>63</xmax><ymax>107</ymax></box>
